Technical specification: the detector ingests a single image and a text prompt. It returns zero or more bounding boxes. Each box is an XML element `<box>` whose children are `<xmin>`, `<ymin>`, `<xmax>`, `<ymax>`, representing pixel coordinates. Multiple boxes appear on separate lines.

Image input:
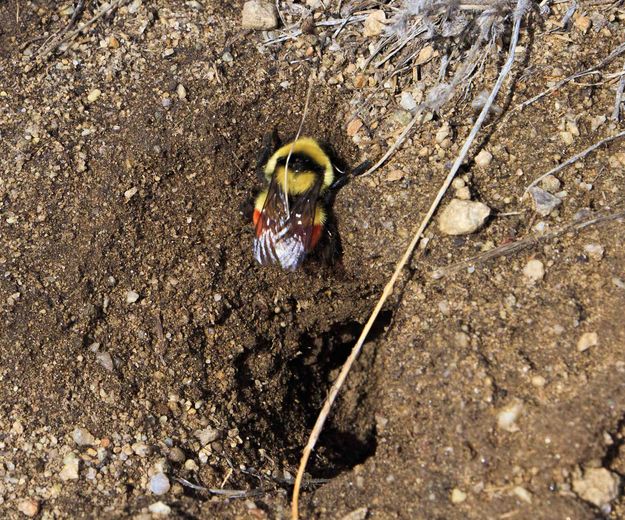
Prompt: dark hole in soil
<box><xmin>235</xmin><ymin>310</ymin><xmax>393</xmax><ymax>479</ymax></box>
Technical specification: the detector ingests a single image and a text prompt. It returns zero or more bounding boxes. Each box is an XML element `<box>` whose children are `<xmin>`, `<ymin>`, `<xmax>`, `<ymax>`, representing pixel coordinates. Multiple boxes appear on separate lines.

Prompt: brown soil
<box><xmin>1</xmin><ymin>1</ymin><xmax>625</xmax><ymax>519</ymax></box>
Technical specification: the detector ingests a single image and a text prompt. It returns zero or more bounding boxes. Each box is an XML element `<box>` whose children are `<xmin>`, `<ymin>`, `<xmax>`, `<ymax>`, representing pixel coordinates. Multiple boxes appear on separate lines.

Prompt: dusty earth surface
<box><xmin>1</xmin><ymin>0</ymin><xmax>625</xmax><ymax>519</ymax></box>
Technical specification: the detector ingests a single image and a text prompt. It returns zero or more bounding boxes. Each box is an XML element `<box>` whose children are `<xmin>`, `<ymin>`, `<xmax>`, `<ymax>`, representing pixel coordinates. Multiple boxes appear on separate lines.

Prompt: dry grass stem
<box><xmin>432</xmin><ymin>207</ymin><xmax>625</xmax><ymax>278</ymax></box>
<box><xmin>526</xmin><ymin>130</ymin><xmax>625</xmax><ymax>192</ymax></box>
<box><xmin>290</xmin><ymin>1</ymin><xmax>528</xmax><ymax>517</ymax></box>
<box><xmin>612</xmin><ymin>61</ymin><xmax>625</xmax><ymax>121</ymax></box>
<box><xmin>517</xmin><ymin>42</ymin><xmax>625</xmax><ymax>110</ymax></box>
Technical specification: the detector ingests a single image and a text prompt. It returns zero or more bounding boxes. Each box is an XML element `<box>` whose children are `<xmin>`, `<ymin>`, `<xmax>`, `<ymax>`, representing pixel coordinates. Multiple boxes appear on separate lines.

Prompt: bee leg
<box><xmin>351</xmin><ymin>159</ymin><xmax>372</xmax><ymax>177</ymax></box>
<box><xmin>256</xmin><ymin>129</ymin><xmax>280</xmax><ymax>181</ymax></box>
<box><xmin>316</xmin><ymin>214</ymin><xmax>342</xmax><ymax>266</ymax></box>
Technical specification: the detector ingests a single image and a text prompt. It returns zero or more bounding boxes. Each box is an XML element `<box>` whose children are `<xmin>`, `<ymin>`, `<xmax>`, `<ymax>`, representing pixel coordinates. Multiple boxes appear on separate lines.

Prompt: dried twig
<box><xmin>360</xmin><ymin>109</ymin><xmax>425</xmax><ymax>176</ymax></box>
<box><xmin>525</xmin><ymin>130</ymin><xmax>625</xmax><ymax>192</ymax></box>
<box><xmin>517</xmin><ymin>42</ymin><xmax>625</xmax><ymax>110</ymax></box>
<box><xmin>175</xmin><ymin>477</ymin><xmax>264</xmax><ymax>498</ymax></box>
<box><xmin>35</xmin><ymin>0</ymin><xmax>124</xmax><ymax>62</ymax></box>
<box><xmin>612</xmin><ymin>61</ymin><xmax>625</xmax><ymax>121</ymax></box>
<box><xmin>290</xmin><ymin>1</ymin><xmax>528</xmax><ymax>518</ymax></box>
<box><xmin>432</xmin><ymin>208</ymin><xmax>625</xmax><ymax>278</ymax></box>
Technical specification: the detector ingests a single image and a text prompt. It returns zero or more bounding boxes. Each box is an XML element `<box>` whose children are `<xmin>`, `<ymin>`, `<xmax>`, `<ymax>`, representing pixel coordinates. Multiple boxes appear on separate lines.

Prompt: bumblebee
<box><xmin>252</xmin><ymin>137</ymin><xmax>338</xmax><ymax>271</ymax></box>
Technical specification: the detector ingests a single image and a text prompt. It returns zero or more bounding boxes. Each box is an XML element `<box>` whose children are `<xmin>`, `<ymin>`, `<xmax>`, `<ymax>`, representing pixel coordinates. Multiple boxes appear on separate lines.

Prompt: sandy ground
<box><xmin>1</xmin><ymin>0</ymin><xmax>625</xmax><ymax>519</ymax></box>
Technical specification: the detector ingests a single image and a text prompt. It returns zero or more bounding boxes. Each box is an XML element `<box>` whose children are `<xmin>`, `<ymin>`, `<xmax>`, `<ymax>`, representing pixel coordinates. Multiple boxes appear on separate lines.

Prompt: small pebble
<box><xmin>573</xmin><ymin>468</ymin><xmax>620</xmax><ymax>507</ymax></box>
<box><xmin>222</xmin><ymin>51</ymin><xmax>233</xmax><ymax>63</ymax></box>
<box><xmin>451</xmin><ymin>488</ymin><xmax>467</xmax><ymax>504</ymax></box>
<box><xmin>513</xmin><ymin>486</ymin><xmax>533</xmax><ymax>504</ymax></box>
<box><xmin>168</xmin><ymin>447</ymin><xmax>185</xmax><ymax>462</ymax></box>
<box><xmin>241</xmin><ymin>0</ymin><xmax>278</xmax><ymax>30</ymax></box>
<box><xmin>574</xmin><ymin>15</ymin><xmax>592</xmax><ymax>33</ymax></box>
<box><xmin>435</xmin><ymin>122</ymin><xmax>450</xmax><ymax>144</ymax></box>
<box><xmin>17</xmin><ymin>499</ymin><xmax>40</xmax><ymax>517</ymax></box>
<box><xmin>72</xmin><ymin>427</ymin><xmax>96</xmax><ymax>446</ymax></box>
<box><xmin>560</xmin><ymin>131</ymin><xmax>574</xmax><ymax>145</ymax></box>
<box><xmin>474</xmin><ymin>149</ymin><xmax>492</xmax><ymax>167</ymax></box>
<box><xmin>126</xmin><ymin>290</ymin><xmax>140</xmax><ymax>303</ymax></box>
<box><xmin>386</xmin><ymin>170</ymin><xmax>405</xmax><ymax>182</ymax></box>
<box><xmin>148</xmin><ymin>501</ymin><xmax>172</xmax><ymax>515</ymax></box>
<box><xmin>451</xmin><ymin>178</ymin><xmax>465</xmax><ymax>190</ymax></box>
<box><xmin>87</xmin><ymin>89</ymin><xmax>101</xmax><ymax>103</ymax></box>
<box><xmin>577</xmin><ymin>332</ymin><xmax>598</xmax><ymax>352</ymax></box>
<box><xmin>455</xmin><ymin>186</ymin><xmax>471</xmax><ymax>200</ymax></box>
<box><xmin>346</xmin><ymin>118</ymin><xmax>363</xmax><ymax>137</ymax></box>
<box><xmin>528</xmin><ymin>186</ymin><xmax>561</xmax><ymax>216</ymax></box>
<box><xmin>583</xmin><ymin>243</ymin><xmax>604</xmax><ymax>261</ymax></box>
<box><xmin>340</xmin><ymin>508</ymin><xmax>368</xmax><ymax>520</ymax></box>
<box><xmin>59</xmin><ymin>453</ymin><xmax>80</xmax><ymax>481</ymax></box>
<box><xmin>176</xmin><ymin>84</ymin><xmax>186</xmax><ymax>100</ymax></box>
<box><xmin>194</xmin><ymin>427</ymin><xmax>219</xmax><ymax>446</ymax></box>
<box><xmin>149</xmin><ymin>473</ymin><xmax>171</xmax><ymax>495</ymax></box>
<box><xmin>363</xmin><ymin>10</ymin><xmax>386</xmax><ymax>37</ymax></box>
<box><xmin>124</xmin><ymin>187</ymin><xmax>138</xmax><ymax>200</ymax></box>
<box><xmin>132</xmin><ymin>442</ymin><xmax>150</xmax><ymax>457</ymax></box>
<box><xmin>399</xmin><ymin>91</ymin><xmax>417</xmax><ymax>112</ymax></box>
<box><xmin>523</xmin><ymin>259</ymin><xmax>545</xmax><ymax>284</ymax></box>
<box><xmin>96</xmin><ymin>351</ymin><xmax>114</xmax><ymax>371</ymax></box>
<box><xmin>531</xmin><ymin>375</ymin><xmax>546</xmax><ymax>387</ymax></box>
<box><xmin>438</xmin><ymin>199</ymin><xmax>490</xmax><ymax>236</ymax></box>
<box><xmin>497</xmin><ymin>400</ymin><xmax>523</xmax><ymax>432</ymax></box>
<box><xmin>540</xmin><ymin>175</ymin><xmax>561</xmax><ymax>193</ymax></box>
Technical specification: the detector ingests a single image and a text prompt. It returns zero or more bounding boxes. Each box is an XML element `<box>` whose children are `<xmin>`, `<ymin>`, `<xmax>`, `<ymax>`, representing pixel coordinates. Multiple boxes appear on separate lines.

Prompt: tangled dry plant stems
<box><xmin>290</xmin><ymin>0</ymin><xmax>529</xmax><ymax>517</ymax></box>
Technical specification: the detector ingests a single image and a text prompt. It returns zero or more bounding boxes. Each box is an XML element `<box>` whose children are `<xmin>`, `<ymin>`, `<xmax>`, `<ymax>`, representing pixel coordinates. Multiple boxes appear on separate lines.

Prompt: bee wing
<box><xmin>254</xmin><ymin>177</ymin><xmax>321</xmax><ymax>271</ymax></box>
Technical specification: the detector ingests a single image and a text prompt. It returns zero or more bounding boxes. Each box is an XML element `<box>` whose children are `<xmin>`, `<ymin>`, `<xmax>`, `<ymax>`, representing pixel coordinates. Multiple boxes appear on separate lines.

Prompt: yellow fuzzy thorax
<box><xmin>264</xmin><ymin>137</ymin><xmax>334</xmax><ymax>191</ymax></box>
<box><xmin>273</xmin><ymin>166</ymin><xmax>316</xmax><ymax>195</ymax></box>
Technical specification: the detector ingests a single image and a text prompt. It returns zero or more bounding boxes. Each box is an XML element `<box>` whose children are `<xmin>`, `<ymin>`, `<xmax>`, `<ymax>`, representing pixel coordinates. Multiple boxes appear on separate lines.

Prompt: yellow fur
<box><xmin>264</xmin><ymin>137</ymin><xmax>334</xmax><ymax>190</ymax></box>
<box><xmin>254</xmin><ymin>190</ymin><xmax>268</xmax><ymax>212</ymax></box>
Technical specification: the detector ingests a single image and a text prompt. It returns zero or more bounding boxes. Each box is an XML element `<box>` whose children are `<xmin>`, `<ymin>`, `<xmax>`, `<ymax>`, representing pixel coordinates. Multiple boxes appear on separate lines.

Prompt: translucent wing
<box><xmin>253</xmin><ymin>176</ymin><xmax>321</xmax><ymax>271</ymax></box>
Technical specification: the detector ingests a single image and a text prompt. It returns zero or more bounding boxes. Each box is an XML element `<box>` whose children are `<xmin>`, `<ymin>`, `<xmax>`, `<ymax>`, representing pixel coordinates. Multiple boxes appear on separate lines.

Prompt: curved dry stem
<box><xmin>290</xmin><ymin>1</ymin><xmax>528</xmax><ymax>518</ymax></box>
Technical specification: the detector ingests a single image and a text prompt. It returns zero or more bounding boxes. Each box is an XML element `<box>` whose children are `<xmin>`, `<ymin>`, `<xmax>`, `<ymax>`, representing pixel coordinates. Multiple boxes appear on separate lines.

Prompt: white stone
<box><xmin>438</xmin><ymin>199</ymin><xmax>490</xmax><ymax>236</ymax></box>
<box><xmin>72</xmin><ymin>427</ymin><xmax>96</xmax><ymax>446</ymax></box>
<box><xmin>148</xmin><ymin>501</ymin><xmax>172</xmax><ymax>515</ymax></box>
<box><xmin>399</xmin><ymin>91</ymin><xmax>417</xmax><ymax>112</ymax></box>
<box><xmin>149</xmin><ymin>473</ymin><xmax>171</xmax><ymax>495</ymax></box>
<box><xmin>450</xmin><ymin>488</ymin><xmax>467</xmax><ymax>503</ymax></box>
<box><xmin>474</xmin><ymin>149</ymin><xmax>493</xmax><ymax>167</ymax></box>
<box><xmin>241</xmin><ymin>1</ymin><xmax>278</xmax><ymax>30</ymax></box>
<box><xmin>194</xmin><ymin>427</ymin><xmax>219</xmax><ymax>446</ymax></box>
<box><xmin>87</xmin><ymin>89</ymin><xmax>101</xmax><ymax>103</ymax></box>
<box><xmin>362</xmin><ymin>10</ymin><xmax>386</xmax><ymax>37</ymax></box>
<box><xmin>523</xmin><ymin>259</ymin><xmax>545</xmax><ymax>284</ymax></box>
<box><xmin>573</xmin><ymin>468</ymin><xmax>621</xmax><ymax>507</ymax></box>
<box><xmin>59</xmin><ymin>453</ymin><xmax>80</xmax><ymax>480</ymax></box>
<box><xmin>126</xmin><ymin>290</ymin><xmax>140</xmax><ymax>303</ymax></box>
<box><xmin>497</xmin><ymin>400</ymin><xmax>523</xmax><ymax>432</ymax></box>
